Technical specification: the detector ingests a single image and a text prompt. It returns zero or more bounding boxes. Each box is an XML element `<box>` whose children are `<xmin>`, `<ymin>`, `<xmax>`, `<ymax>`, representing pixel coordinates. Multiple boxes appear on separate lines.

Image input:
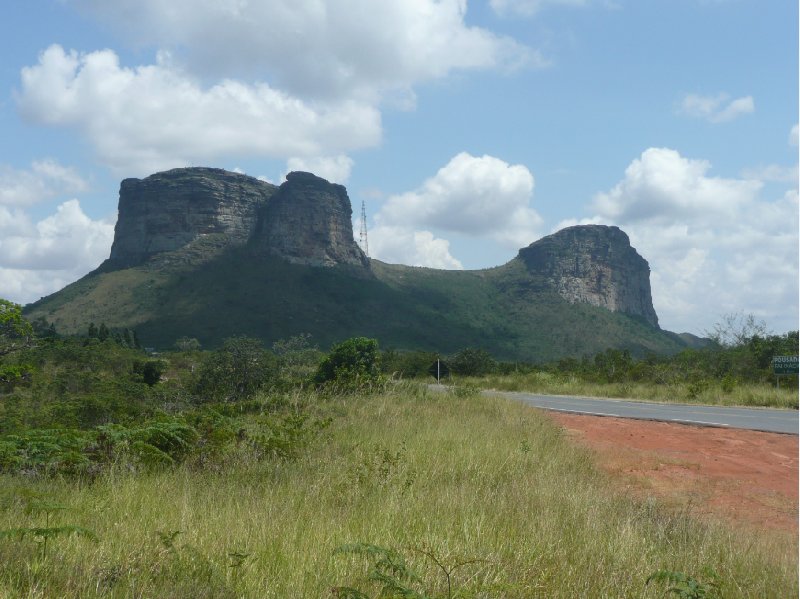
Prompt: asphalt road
<box><xmin>483</xmin><ymin>390</ymin><xmax>799</xmax><ymax>435</ymax></box>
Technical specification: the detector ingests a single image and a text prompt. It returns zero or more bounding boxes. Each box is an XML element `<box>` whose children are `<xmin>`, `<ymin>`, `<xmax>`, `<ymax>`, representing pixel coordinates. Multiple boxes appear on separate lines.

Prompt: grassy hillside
<box><xmin>25</xmin><ymin>245</ymin><xmax>685</xmax><ymax>361</ymax></box>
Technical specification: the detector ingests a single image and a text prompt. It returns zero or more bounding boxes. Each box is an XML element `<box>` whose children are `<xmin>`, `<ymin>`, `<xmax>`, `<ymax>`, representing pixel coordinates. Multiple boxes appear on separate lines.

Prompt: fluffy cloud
<box><xmin>377</xmin><ymin>152</ymin><xmax>542</xmax><ymax>248</ymax></box>
<box><xmin>285</xmin><ymin>155</ymin><xmax>354</xmax><ymax>184</ymax></box>
<box><xmin>0</xmin><ymin>200</ymin><xmax>114</xmax><ymax>304</ymax></box>
<box><xmin>678</xmin><ymin>93</ymin><xmax>755</xmax><ymax>123</ymax></box>
<box><xmin>583</xmin><ymin>147</ymin><xmax>798</xmax><ymax>333</ymax></box>
<box><xmin>71</xmin><ymin>0</ymin><xmax>542</xmax><ymax>101</ymax></box>
<box><xmin>790</xmin><ymin>124</ymin><xmax>799</xmax><ymax>146</ymax></box>
<box><xmin>0</xmin><ymin>160</ymin><xmax>88</xmax><ymax>206</ymax></box>
<box><xmin>17</xmin><ymin>45</ymin><xmax>382</xmax><ymax>176</ymax></box>
<box><xmin>368</xmin><ymin>225</ymin><xmax>463</xmax><ymax>270</ymax></box>
<box><xmin>592</xmin><ymin>148</ymin><xmax>761</xmax><ymax>223</ymax></box>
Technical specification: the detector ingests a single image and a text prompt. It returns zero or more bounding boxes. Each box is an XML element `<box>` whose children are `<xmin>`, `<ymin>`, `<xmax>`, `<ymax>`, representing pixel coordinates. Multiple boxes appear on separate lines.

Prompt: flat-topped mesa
<box><xmin>253</xmin><ymin>171</ymin><xmax>368</xmax><ymax>268</ymax></box>
<box><xmin>108</xmin><ymin>167</ymin><xmax>277</xmax><ymax>268</ymax></box>
<box><xmin>517</xmin><ymin>224</ymin><xmax>659</xmax><ymax>327</ymax></box>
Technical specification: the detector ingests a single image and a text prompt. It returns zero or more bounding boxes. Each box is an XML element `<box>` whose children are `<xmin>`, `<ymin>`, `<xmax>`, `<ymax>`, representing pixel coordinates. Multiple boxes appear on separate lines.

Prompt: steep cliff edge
<box><xmin>107</xmin><ymin>168</ymin><xmax>277</xmax><ymax>268</ymax></box>
<box><xmin>253</xmin><ymin>171</ymin><xmax>368</xmax><ymax>267</ymax></box>
<box><xmin>105</xmin><ymin>167</ymin><xmax>366</xmax><ymax>270</ymax></box>
<box><xmin>514</xmin><ymin>225</ymin><xmax>659</xmax><ymax>327</ymax></box>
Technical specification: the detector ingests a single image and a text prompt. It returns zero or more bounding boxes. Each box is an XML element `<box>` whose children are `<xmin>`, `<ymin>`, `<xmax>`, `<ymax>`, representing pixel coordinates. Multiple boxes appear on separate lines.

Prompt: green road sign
<box><xmin>772</xmin><ymin>356</ymin><xmax>799</xmax><ymax>375</ymax></box>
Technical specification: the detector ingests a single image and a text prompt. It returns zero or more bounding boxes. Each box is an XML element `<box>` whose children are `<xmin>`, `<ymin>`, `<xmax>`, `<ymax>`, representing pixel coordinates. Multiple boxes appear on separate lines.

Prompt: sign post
<box><xmin>428</xmin><ymin>359</ymin><xmax>450</xmax><ymax>384</ymax></box>
<box><xmin>772</xmin><ymin>356</ymin><xmax>799</xmax><ymax>388</ymax></box>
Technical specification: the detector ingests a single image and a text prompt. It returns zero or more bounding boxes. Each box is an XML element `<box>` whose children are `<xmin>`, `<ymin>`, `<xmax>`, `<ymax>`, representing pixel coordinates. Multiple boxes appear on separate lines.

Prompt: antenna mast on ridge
<box><xmin>359</xmin><ymin>200</ymin><xmax>369</xmax><ymax>257</ymax></box>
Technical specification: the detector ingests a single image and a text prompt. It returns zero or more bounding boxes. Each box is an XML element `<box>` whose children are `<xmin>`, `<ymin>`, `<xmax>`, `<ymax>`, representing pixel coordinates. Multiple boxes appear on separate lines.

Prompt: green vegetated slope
<box><xmin>25</xmin><ymin>245</ymin><xmax>685</xmax><ymax>361</ymax></box>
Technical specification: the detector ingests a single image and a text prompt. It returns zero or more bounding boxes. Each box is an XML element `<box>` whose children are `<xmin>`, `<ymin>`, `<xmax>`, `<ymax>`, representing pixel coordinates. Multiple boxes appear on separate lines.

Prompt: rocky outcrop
<box><xmin>253</xmin><ymin>171</ymin><xmax>368</xmax><ymax>267</ymax></box>
<box><xmin>106</xmin><ymin>167</ymin><xmax>367</xmax><ymax>270</ymax></box>
<box><xmin>516</xmin><ymin>225</ymin><xmax>659</xmax><ymax>327</ymax></box>
<box><xmin>108</xmin><ymin>168</ymin><xmax>277</xmax><ymax>267</ymax></box>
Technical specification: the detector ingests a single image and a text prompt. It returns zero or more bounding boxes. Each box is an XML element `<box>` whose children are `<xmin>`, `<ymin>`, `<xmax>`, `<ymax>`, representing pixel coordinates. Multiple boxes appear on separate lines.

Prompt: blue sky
<box><xmin>0</xmin><ymin>0</ymin><xmax>797</xmax><ymax>335</ymax></box>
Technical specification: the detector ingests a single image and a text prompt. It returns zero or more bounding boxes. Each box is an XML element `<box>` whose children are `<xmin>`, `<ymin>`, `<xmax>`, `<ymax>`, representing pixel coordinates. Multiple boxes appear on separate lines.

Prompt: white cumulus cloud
<box><xmin>678</xmin><ymin>92</ymin><xmax>755</xmax><ymax>123</ymax></box>
<box><xmin>368</xmin><ymin>226</ymin><xmax>463</xmax><ymax>270</ymax></box>
<box><xmin>0</xmin><ymin>159</ymin><xmax>88</xmax><ymax>206</ymax></box>
<box><xmin>17</xmin><ymin>45</ymin><xmax>382</xmax><ymax>176</ymax></box>
<box><xmin>586</xmin><ymin>147</ymin><xmax>798</xmax><ymax>334</ymax></box>
<box><xmin>0</xmin><ymin>200</ymin><xmax>114</xmax><ymax>304</ymax></box>
<box><xmin>377</xmin><ymin>152</ymin><xmax>542</xmax><ymax>248</ymax></box>
<box><xmin>592</xmin><ymin>147</ymin><xmax>761</xmax><ymax>223</ymax></box>
<box><xmin>71</xmin><ymin>0</ymin><xmax>542</xmax><ymax>101</ymax></box>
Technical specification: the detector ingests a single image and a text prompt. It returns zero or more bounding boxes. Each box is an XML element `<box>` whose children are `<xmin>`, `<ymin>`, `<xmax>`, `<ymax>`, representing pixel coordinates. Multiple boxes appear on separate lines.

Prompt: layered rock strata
<box><xmin>517</xmin><ymin>225</ymin><xmax>659</xmax><ymax>327</ymax></box>
<box><xmin>108</xmin><ymin>168</ymin><xmax>277</xmax><ymax>267</ymax></box>
<box><xmin>254</xmin><ymin>171</ymin><xmax>368</xmax><ymax>267</ymax></box>
<box><xmin>106</xmin><ymin>167</ymin><xmax>367</xmax><ymax>270</ymax></box>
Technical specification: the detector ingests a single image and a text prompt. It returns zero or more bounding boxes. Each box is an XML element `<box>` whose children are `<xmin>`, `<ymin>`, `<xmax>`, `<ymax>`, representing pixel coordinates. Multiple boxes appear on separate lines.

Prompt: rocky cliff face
<box><xmin>254</xmin><ymin>171</ymin><xmax>368</xmax><ymax>267</ymax></box>
<box><xmin>516</xmin><ymin>225</ymin><xmax>659</xmax><ymax>327</ymax></box>
<box><xmin>106</xmin><ymin>167</ymin><xmax>366</xmax><ymax>269</ymax></box>
<box><xmin>108</xmin><ymin>168</ymin><xmax>277</xmax><ymax>267</ymax></box>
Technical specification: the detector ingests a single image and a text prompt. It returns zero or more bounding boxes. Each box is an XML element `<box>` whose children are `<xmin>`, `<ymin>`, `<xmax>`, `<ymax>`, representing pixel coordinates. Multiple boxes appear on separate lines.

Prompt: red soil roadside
<box><xmin>546</xmin><ymin>411</ymin><xmax>798</xmax><ymax>533</ymax></box>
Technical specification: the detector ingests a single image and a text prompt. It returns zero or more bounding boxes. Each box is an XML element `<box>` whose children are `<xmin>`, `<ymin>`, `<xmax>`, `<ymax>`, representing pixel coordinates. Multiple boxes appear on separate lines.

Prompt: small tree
<box><xmin>272</xmin><ymin>333</ymin><xmax>321</xmax><ymax>385</ymax></box>
<box><xmin>449</xmin><ymin>348</ymin><xmax>496</xmax><ymax>377</ymax></box>
<box><xmin>195</xmin><ymin>336</ymin><xmax>276</xmax><ymax>402</ymax></box>
<box><xmin>314</xmin><ymin>337</ymin><xmax>382</xmax><ymax>390</ymax></box>
<box><xmin>0</xmin><ymin>299</ymin><xmax>34</xmax><ymax>357</ymax></box>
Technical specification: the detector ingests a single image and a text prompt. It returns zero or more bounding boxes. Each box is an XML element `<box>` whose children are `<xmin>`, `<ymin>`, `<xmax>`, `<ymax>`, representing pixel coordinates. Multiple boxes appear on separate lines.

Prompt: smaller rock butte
<box><xmin>516</xmin><ymin>225</ymin><xmax>659</xmax><ymax>327</ymax></box>
<box><xmin>104</xmin><ymin>167</ymin><xmax>658</xmax><ymax>325</ymax></box>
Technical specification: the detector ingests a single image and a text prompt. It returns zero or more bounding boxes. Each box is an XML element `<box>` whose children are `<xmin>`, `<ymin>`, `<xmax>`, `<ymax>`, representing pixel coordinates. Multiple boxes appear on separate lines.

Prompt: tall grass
<box><xmin>462</xmin><ymin>371</ymin><xmax>799</xmax><ymax>409</ymax></box>
<box><xmin>0</xmin><ymin>386</ymin><xmax>795</xmax><ymax>597</ymax></box>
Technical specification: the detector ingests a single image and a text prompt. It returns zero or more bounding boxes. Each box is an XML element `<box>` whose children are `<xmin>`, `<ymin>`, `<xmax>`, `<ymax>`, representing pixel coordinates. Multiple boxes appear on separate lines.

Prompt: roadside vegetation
<box><xmin>0</xmin><ymin>300</ymin><xmax>797</xmax><ymax>596</ymax></box>
<box><xmin>383</xmin><ymin>317</ymin><xmax>799</xmax><ymax>409</ymax></box>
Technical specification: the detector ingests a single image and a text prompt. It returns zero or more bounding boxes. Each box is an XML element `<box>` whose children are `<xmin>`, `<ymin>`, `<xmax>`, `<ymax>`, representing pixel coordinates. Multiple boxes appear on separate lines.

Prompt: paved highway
<box><xmin>483</xmin><ymin>390</ymin><xmax>799</xmax><ymax>435</ymax></box>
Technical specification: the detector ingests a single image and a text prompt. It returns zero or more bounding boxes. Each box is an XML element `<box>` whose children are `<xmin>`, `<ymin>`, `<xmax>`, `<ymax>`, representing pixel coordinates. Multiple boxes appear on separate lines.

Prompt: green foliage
<box><xmin>333</xmin><ymin>543</ymin><xmax>488</xmax><ymax>599</ymax></box>
<box><xmin>23</xmin><ymin>249</ymin><xmax>688</xmax><ymax>363</ymax></box>
<box><xmin>132</xmin><ymin>359</ymin><xmax>167</xmax><ymax>386</ymax></box>
<box><xmin>647</xmin><ymin>568</ymin><xmax>721</xmax><ymax>598</ymax></box>
<box><xmin>272</xmin><ymin>333</ymin><xmax>322</xmax><ymax>386</ymax></box>
<box><xmin>0</xmin><ymin>299</ymin><xmax>34</xmax><ymax>357</ymax></box>
<box><xmin>381</xmin><ymin>349</ymin><xmax>439</xmax><ymax>379</ymax></box>
<box><xmin>449</xmin><ymin>347</ymin><xmax>496</xmax><ymax>376</ymax></box>
<box><xmin>0</xmin><ymin>490</ymin><xmax>98</xmax><ymax>559</ymax></box>
<box><xmin>314</xmin><ymin>337</ymin><xmax>382</xmax><ymax>391</ymax></box>
<box><xmin>248</xmin><ymin>412</ymin><xmax>331</xmax><ymax>460</ymax></box>
<box><xmin>332</xmin><ymin>543</ymin><xmax>428</xmax><ymax>599</ymax></box>
<box><xmin>194</xmin><ymin>336</ymin><xmax>277</xmax><ymax>402</ymax></box>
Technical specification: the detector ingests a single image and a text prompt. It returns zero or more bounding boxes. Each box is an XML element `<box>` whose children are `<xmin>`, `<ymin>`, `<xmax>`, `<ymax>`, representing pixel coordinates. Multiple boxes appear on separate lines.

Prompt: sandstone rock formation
<box><xmin>254</xmin><ymin>171</ymin><xmax>368</xmax><ymax>267</ymax></box>
<box><xmin>108</xmin><ymin>168</ymin><xmax>277</xmax><ymax>268</ymax></box>
<box><xmin>516</xmin><ymin>225</ymin><xmax>659</xmax><ymax>327</ymax></box>
<box><xmin>106</xmin><ymin>167</ymin><xmax>366</xmax><ymax>270</ymax></box>
<box><xmin>101</xmin><ymin>168</ymin><xmax>656</xmax><ymax>328</ymax></box>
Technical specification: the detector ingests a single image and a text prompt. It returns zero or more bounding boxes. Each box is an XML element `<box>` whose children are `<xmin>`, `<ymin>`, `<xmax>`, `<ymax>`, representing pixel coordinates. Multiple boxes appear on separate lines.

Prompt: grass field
<box><xmin>0</xmin><ymin>385</ymin><xmax>795</xmax><ymax>597</ymax></box>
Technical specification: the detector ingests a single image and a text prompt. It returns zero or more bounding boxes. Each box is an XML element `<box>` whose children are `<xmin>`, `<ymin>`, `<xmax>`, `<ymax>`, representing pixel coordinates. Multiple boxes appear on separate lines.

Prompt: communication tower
<box><xmin>359</xmin><ymin>200</ymin><xmax>369</xmax><ymax>257</ymax></box>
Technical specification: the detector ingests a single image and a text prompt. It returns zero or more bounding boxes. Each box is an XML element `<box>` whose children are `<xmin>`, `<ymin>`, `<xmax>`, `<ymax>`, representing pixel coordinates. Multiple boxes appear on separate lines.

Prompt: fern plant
<box><xmin>646</xmin><ymin>568</ymin><xmax>721</xmax><ymax>599</ymax></box>
<box><xmin>0</xmin><ymin>490</ymin><xmax>97</xmax><ymax>558</ymax></box>
<box><xmin>332</xmin><ymin>543</ymin><xmax>428</xmax><ymax>599</ymax></box>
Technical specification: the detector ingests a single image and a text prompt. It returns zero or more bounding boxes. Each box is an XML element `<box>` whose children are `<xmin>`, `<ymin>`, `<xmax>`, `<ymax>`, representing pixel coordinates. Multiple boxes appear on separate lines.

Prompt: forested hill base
<box><xmin>25</xmin><ymin>168</ymin><xmax>688</xmax><ymax>361</ymax></box>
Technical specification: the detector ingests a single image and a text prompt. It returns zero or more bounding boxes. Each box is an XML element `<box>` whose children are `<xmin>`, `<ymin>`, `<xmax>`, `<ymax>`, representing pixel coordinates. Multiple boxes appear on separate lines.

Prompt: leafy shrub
<box><xmin>314</xmin><ymin>337</ymin><xmax>382</xmax><ymax>391</ymax></box>
<box><xmin>194</xmin><ymin>337</ymin><xmax>277</xmax><ymax>402</ymax></box>
<box><xmin>449</xmin><ymin>348</ymin><xmax>495</xmax><ymax>377</ymax></box>
<box><xmin>132</xmin><ymin>359</ymin><xmax>168</xmax><ymax>386</ymax></box>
